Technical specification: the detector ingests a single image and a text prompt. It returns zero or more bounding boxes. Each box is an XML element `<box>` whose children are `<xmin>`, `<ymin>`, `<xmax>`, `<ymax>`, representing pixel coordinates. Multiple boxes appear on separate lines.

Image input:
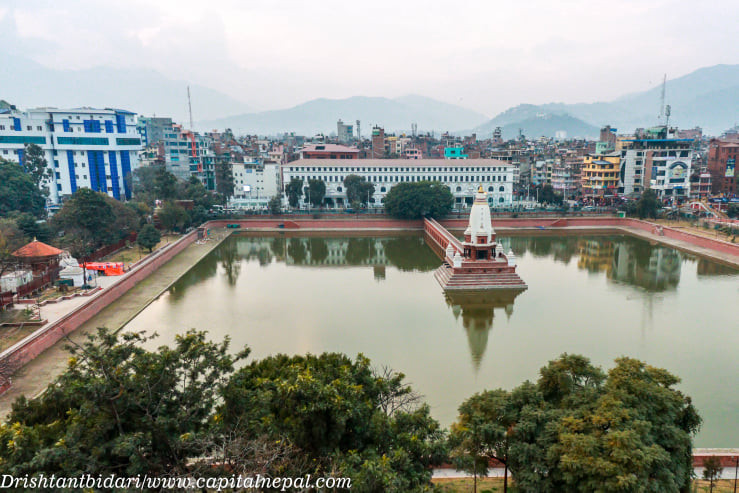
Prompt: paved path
<box><xmin>0</xmin><ymin>232</ymin><xmax>229</xmax><ymax>416</ymax></box>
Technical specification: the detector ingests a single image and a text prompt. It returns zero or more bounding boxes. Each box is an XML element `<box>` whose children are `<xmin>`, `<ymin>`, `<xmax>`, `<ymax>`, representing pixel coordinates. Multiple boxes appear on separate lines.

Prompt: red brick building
<box><xmin>707</xmin><ymin>139</ymin><xmax>739</xmax><ymax>196</ymax></box>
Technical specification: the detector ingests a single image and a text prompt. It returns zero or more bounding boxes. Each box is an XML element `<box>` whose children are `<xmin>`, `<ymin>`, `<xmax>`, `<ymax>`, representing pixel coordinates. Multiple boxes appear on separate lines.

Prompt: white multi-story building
<box><xmin>231</xmin><ymin>161</ymin><xmax>280</xmax><ymax>209</ymax></box>
<box><xmin>617</xmin><ymin>127</ymin><xmax>694</xmax><ymax>200</ymax></box>
<box><xmin>0</xmin><ymin>107</ymin><xmax>142</xmax><ymax>205</ymax></box>
<box><xmin>281</xmin><ymin>159</ymin><xmax>515</xmax><ymax>209</ymax></box>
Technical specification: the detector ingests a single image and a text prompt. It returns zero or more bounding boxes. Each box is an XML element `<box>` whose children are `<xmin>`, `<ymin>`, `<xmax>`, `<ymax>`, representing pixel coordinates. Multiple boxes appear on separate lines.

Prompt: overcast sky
<box><xmin>2</xmin><ymin>0</ymin><xmax>737</xmax><ymax>116</ymax></box>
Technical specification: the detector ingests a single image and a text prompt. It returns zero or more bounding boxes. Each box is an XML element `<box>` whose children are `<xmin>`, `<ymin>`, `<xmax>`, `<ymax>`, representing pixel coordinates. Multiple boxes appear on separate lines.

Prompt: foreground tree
<box><xmin>136</xmin><ymin>223</ymin><xmax>161</xmax><ymax>252</ymax></box>
<box><xmin>450</xmin><ymin>389</ymin><xmax>515</xmax><ymax>493</ymax></box>
<box><xmin>0</xmin><ymin>329</ymin><xmax>245</xmax><ymax>476</ymax></box>
<box><xmin>515</xmin><ymin>354</ymin><xmax>700</xmax><ymax>492</ymax></box>
<box><xmin>384</xmin><ymin>181</ymin><xmax>453</xmax><ymax>219</ymax></box>
<box><xmin>221</xmin><ymin>353</ymin><xmax>446</xmax><ymax>491</ymax></box>
<box><xmin>0</xmin><ymin>158</ymin><xmax>47</xmax><ymax>218</ymax></box>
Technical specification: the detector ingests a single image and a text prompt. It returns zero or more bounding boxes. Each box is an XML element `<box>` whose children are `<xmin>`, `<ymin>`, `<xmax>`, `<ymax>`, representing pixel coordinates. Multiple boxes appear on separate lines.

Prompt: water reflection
<box><xmin>444</xmin><ymin>289</ymin><xmax>524</xmax><ymax>371</ymax></box>
<box><xmin>508</xmin><ymin>235</ymin><xmax>686</xmax><ymax>292</ymax></box>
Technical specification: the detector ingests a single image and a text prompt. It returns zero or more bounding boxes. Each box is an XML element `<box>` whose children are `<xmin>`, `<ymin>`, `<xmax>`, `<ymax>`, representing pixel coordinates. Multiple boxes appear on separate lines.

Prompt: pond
<box><xmin>125</xmin><ymin>232</ymin><xmax>739</xmax><ymax>447</ymax></box>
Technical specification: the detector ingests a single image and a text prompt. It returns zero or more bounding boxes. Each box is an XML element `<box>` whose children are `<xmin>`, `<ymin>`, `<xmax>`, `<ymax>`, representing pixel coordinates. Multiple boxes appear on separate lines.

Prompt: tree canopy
<box><xmin>0</xmin><ymin>158</ymin><xmax>47</xmax><ymax>218</ymax></box>
<box><xmin>383</xmin><ymin>181</ymin><xmax>454</xmax><ymax>219</ymax></box>
<box><xmin>344</xmin><ymin>175</ymin><xmax>375</xmax><ymax>206</ymax></box>
<box><xmin>452</xmin><ymin>353</ymin><xmax>701</xmax><ymax>493</ymax></box>
<box><xmin>137</xmin><ymin>223</ymin><xmax>161</xmax><ymax>252</ymax></box>
<box><xmin>22</xmin><ymin>143</ymin><xmax>49</xmax><ymax>192</ymax></box>
<box><xmin>285</xmin><ymin>178</ymin><xmax>303</xmax><ymax>208</ymax></box>
<box><xmin>0</xmin><ymin>329</ymin><xmax>243</xmax><ymax>477</ymax></box>
<box><xmin>221</xmin><ymin>353</ymin><xmax>446</xmax><ymax>491</ymax></box>
<box><xmin>307</xmin><ymin>179</ymin><xmax>326</xmax><ymax>207</ymax></box>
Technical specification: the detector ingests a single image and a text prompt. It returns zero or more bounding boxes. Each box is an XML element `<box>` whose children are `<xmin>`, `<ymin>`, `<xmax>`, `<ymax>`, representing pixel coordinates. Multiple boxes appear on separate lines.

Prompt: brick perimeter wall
<box><xmin>0</xmin><ymin>231</ymin><xmax>198</xmax><ymax>372</ymax></box>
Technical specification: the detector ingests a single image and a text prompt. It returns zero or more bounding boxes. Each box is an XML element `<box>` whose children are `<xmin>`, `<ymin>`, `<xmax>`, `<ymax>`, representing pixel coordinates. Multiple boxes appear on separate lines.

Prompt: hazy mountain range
<box><xmin>0</xmin><ymin>53</ymin><xmax>253</xmax><ymax>122</ymax></box>
<box><xmin>475</xmin><ymin>64</ymin><xmax>739</xmax><ymax>138</ymax></box>
<box><xmin>197</xmin><ymin>95</ymin><xmax>490</xmax><ymax>136</ymax></box>
<box><xmin>1</xmin><ymin>52</ymin><xmax>737</xmax><ymax>138</ymax></box>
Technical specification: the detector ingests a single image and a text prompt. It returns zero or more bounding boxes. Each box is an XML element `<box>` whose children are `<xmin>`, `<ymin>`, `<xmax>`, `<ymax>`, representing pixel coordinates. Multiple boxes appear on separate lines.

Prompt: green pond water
<box><xmin>125</xmin><ymin>233</ymin><xmax>739</xmax><ymax>447</ymax></box>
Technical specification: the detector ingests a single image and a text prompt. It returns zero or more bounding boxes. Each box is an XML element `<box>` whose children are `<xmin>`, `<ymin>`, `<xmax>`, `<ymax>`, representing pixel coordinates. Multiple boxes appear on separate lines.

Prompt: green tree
<box><xmin>268</xmin><ymin>195</ymin><xmax>282</xmax><ymax>215</ymax></box>
<box><xmin>221</xmin><ymin>353</ymin><xmax>446</xmax><ymax>491</ymax></box>
<box><xmin>157</xmin><ymin>201</ymin><xmax>188</xmax><ymax>232</ymax></box>
<box><xmin>384</xmin><ymin>181</ymin><xmax>453</xmax><ymax>219</ymax></box>
<box><xmin>499</xmin><ymin>354</ymin><xmax>701</xmax><ymax>492</ymax></box>
<box><xmin>0</xmin><ymin>218</ymin><xmax>27</xmax><ymax>277</ymax></box>
<box><xmin>0</xmin><ymin>328</ymin><xmax>244</xmax><ymax>477</ymax></box>
<box><xmin>702</xmin><ymin>456</ymin><xmax>722</xmax><ymax>492</ymax></box>
<box><xmin>727</xmin><ymin>204</ymin><xmax>738</xmax><ymax>219</ymax></box>
<box><xmin>285</xmin><ymin>178</ymin><xmax>304</xmax><ymax>208</ymax></box>
<box><xmin>137</xmin><ymin>224</ymin><xmax>161</xmax><ymax>252</ymax></box>
<box><xmin>52</xmin><ymin>188</ymin><xmax>116</xmax><ymax>253</ymax></box>
<box><xmin>153</xmin><ymin>166</ymin><xmax>178</xmax><ymax>201</ymax></box>
<box><xmin>13</xmin><ymin>212</ymin><xmax>52</xmax><ymax>243</ymax></box>
<box><xmin>215</xmin><ymin>158</ymin><xmax>234</xmax><ymax>205</ymax></box>
<box><xmin>307</xmin><ymin>179</ymin><xmax>326</xmax><ymax>207</ymax></box>
<box><xmin>344</xmin><ymin>174</ymin><xmax>375</xmax><ymax>206</ymax></box>
<box><xmin>450</xmin><ymin>389</ymin><xmax>515</xmax><ymax>493</ymax></box>
<box><xmin>22</xmin><ymin>143</ymin><xmax>49</xmax><ymax>192</ymax></box>
<box><xmin>535</xmin><ymin>184</ymin><xmax>564</xmax><ymax>205</ymax></box>
<box><xmin>0</xmin><ymin>158</ymin><xmax>47</xmax><ymax>218</ymax></box>
<box><xmin>635</xmin><ymin>188</ymin><xmax>660</xmax><ymax>219</ymax></box>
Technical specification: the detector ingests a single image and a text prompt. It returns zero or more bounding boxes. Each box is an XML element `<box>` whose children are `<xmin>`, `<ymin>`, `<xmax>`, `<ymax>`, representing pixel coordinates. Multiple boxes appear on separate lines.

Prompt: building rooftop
<box><xmin>301</xmin><ymin>144</ymin><xmax>359</xmax><ymax>153</ymax></box>
<box><xmin>289</xmin><ymin>158</ymin><xmax>513</xmax><ymax>168</ymax></box>
<box><xmin>12</xmin><ymin>240</ymin><xmax>63</xmax><ymax>258</ymax></box>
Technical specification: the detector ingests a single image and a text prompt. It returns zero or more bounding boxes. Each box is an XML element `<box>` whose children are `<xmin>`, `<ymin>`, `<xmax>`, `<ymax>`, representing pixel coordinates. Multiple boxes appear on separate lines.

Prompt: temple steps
<box><xmin>434</xmin><ymin>264</ymin><xmax>527</xmax><ymax>290</ymax></box>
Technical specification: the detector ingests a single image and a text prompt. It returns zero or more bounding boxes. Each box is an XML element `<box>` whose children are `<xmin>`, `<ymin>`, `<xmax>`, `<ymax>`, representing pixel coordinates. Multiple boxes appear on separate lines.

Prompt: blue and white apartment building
<box><xmin>0</xmin><ymin>107</ymin><xmax>142</xmax><ymax>206</ymax></box>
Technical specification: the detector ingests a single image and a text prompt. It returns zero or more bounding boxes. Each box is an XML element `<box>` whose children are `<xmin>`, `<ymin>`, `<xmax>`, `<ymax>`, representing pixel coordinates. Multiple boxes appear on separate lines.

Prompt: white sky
<box><xmin>2</xmin><ymin>0</ymin><xmax>737</xmax><ymax>116</ymax></box>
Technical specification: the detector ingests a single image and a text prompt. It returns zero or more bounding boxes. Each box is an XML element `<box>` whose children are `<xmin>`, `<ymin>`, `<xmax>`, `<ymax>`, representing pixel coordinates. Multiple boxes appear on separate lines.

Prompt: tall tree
<box><xmin>157</xmin><ymin>201</ymin><xmax>188</xmax><ymax>232</ymax></box>
<box><xmin>635</xmin><ymin>189</ymin><xmax>660</xmax><ymax>219</ymax></box>
<box><xmin>0</xmin><ymin>158</ymin><xmax>47</xmax><ymax>218</ymax></box>
<box><xmin>450</xmin><ymin>389</ymin><xmax>515</xmax><ymax>493</ymax></box>
<box><xmin>215</xmin><ymin>158</ymin><xmax>234</xmax><ymax>205</ymax></box>
<box><xmin>52</xmin><ymin>188</ymin><xmax>116</xmax><ymax>255</ymax></box>
<box><xmin>22</xmin><ymin>143</ymin><xmax>49</xmax><ymax>192</ymax></box>
<box><xmin>285</xmin><ymin>178</ymin><xmax>303</xmax><ymax>209</ymax></box>
<box><xmin>0</xmin><ymin>218</ymin><xmax>27</xmax><ymax>277</ymax></box>
<box><xmin>268</xmin><ymin>195</ymin><xmax>282</xmax><ymax>215</ymax></box>
<box><xmin>343</xmin><ymin>174</ymin><xmax>375</xmax><ymax>206</ymax></box>
<box><xmin>307</xmin><ymin>179</ymin><xmax>326</xmax><ymax>207</ymax></box>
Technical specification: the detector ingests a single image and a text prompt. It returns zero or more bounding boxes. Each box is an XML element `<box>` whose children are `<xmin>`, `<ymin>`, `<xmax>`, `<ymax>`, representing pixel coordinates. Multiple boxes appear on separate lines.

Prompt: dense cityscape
<box><xmin>0</xmin><ymin>1</ymin><xmax>738</xmax><ymax>491</ymax></box>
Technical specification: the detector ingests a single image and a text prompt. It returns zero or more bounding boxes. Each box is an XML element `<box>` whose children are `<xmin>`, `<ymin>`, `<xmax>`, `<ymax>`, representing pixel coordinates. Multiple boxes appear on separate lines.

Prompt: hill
<box><xmin>197</xmin><ymin>95</ymin><xmax>489</xmax><ymax>136</ymax></box>
<box><xmin>0</xmin><ymin>53</ymin><xmax>253</xmax><ymax>122</ymax></box>
<box><xmin>475</xmin><ymin>64</ymin><xmax>739</xmax><ymax>137</ymax></box>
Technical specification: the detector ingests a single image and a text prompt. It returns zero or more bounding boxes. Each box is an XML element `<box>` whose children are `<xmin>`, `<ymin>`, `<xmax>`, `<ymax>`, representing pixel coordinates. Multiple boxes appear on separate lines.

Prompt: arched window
<box><xmin>337</xmin><ymin>186</ymin><xmax>342</xmax><ymax>192</ymax></box>
<box><xmin>488</xmin><ymin>186</ymin><xmax>494</xmax><ymax>192</ymax></box>
<box><xmin>499</xmin><ymin>197</ymin><xmax>505</xmax><ymax>203</ymax></box>
<box><xmin>456</xmin><ymin>186</ymin><xmax>462</xmax><ymax>192</ymax></box>
<box><xmin>499</xmin><ymin>186</ymin><xmax>505</xmax><ymax>192</ymax></box>
<box><xmin>380</xmin><ymin>186</ymin><xmax>386</xmax><ymax>192</ymax></box>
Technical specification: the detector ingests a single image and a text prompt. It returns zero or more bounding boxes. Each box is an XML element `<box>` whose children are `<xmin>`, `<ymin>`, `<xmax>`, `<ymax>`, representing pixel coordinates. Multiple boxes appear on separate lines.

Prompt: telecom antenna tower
<box><xmin>187</xmin><ymin>86</ymin><xmax>194</xmax><ymax>130</ymax></box>
<box><xmin>658</xmin><ymin>74</ymin><xmax>667</xmax><ymax>123</ymax></box>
